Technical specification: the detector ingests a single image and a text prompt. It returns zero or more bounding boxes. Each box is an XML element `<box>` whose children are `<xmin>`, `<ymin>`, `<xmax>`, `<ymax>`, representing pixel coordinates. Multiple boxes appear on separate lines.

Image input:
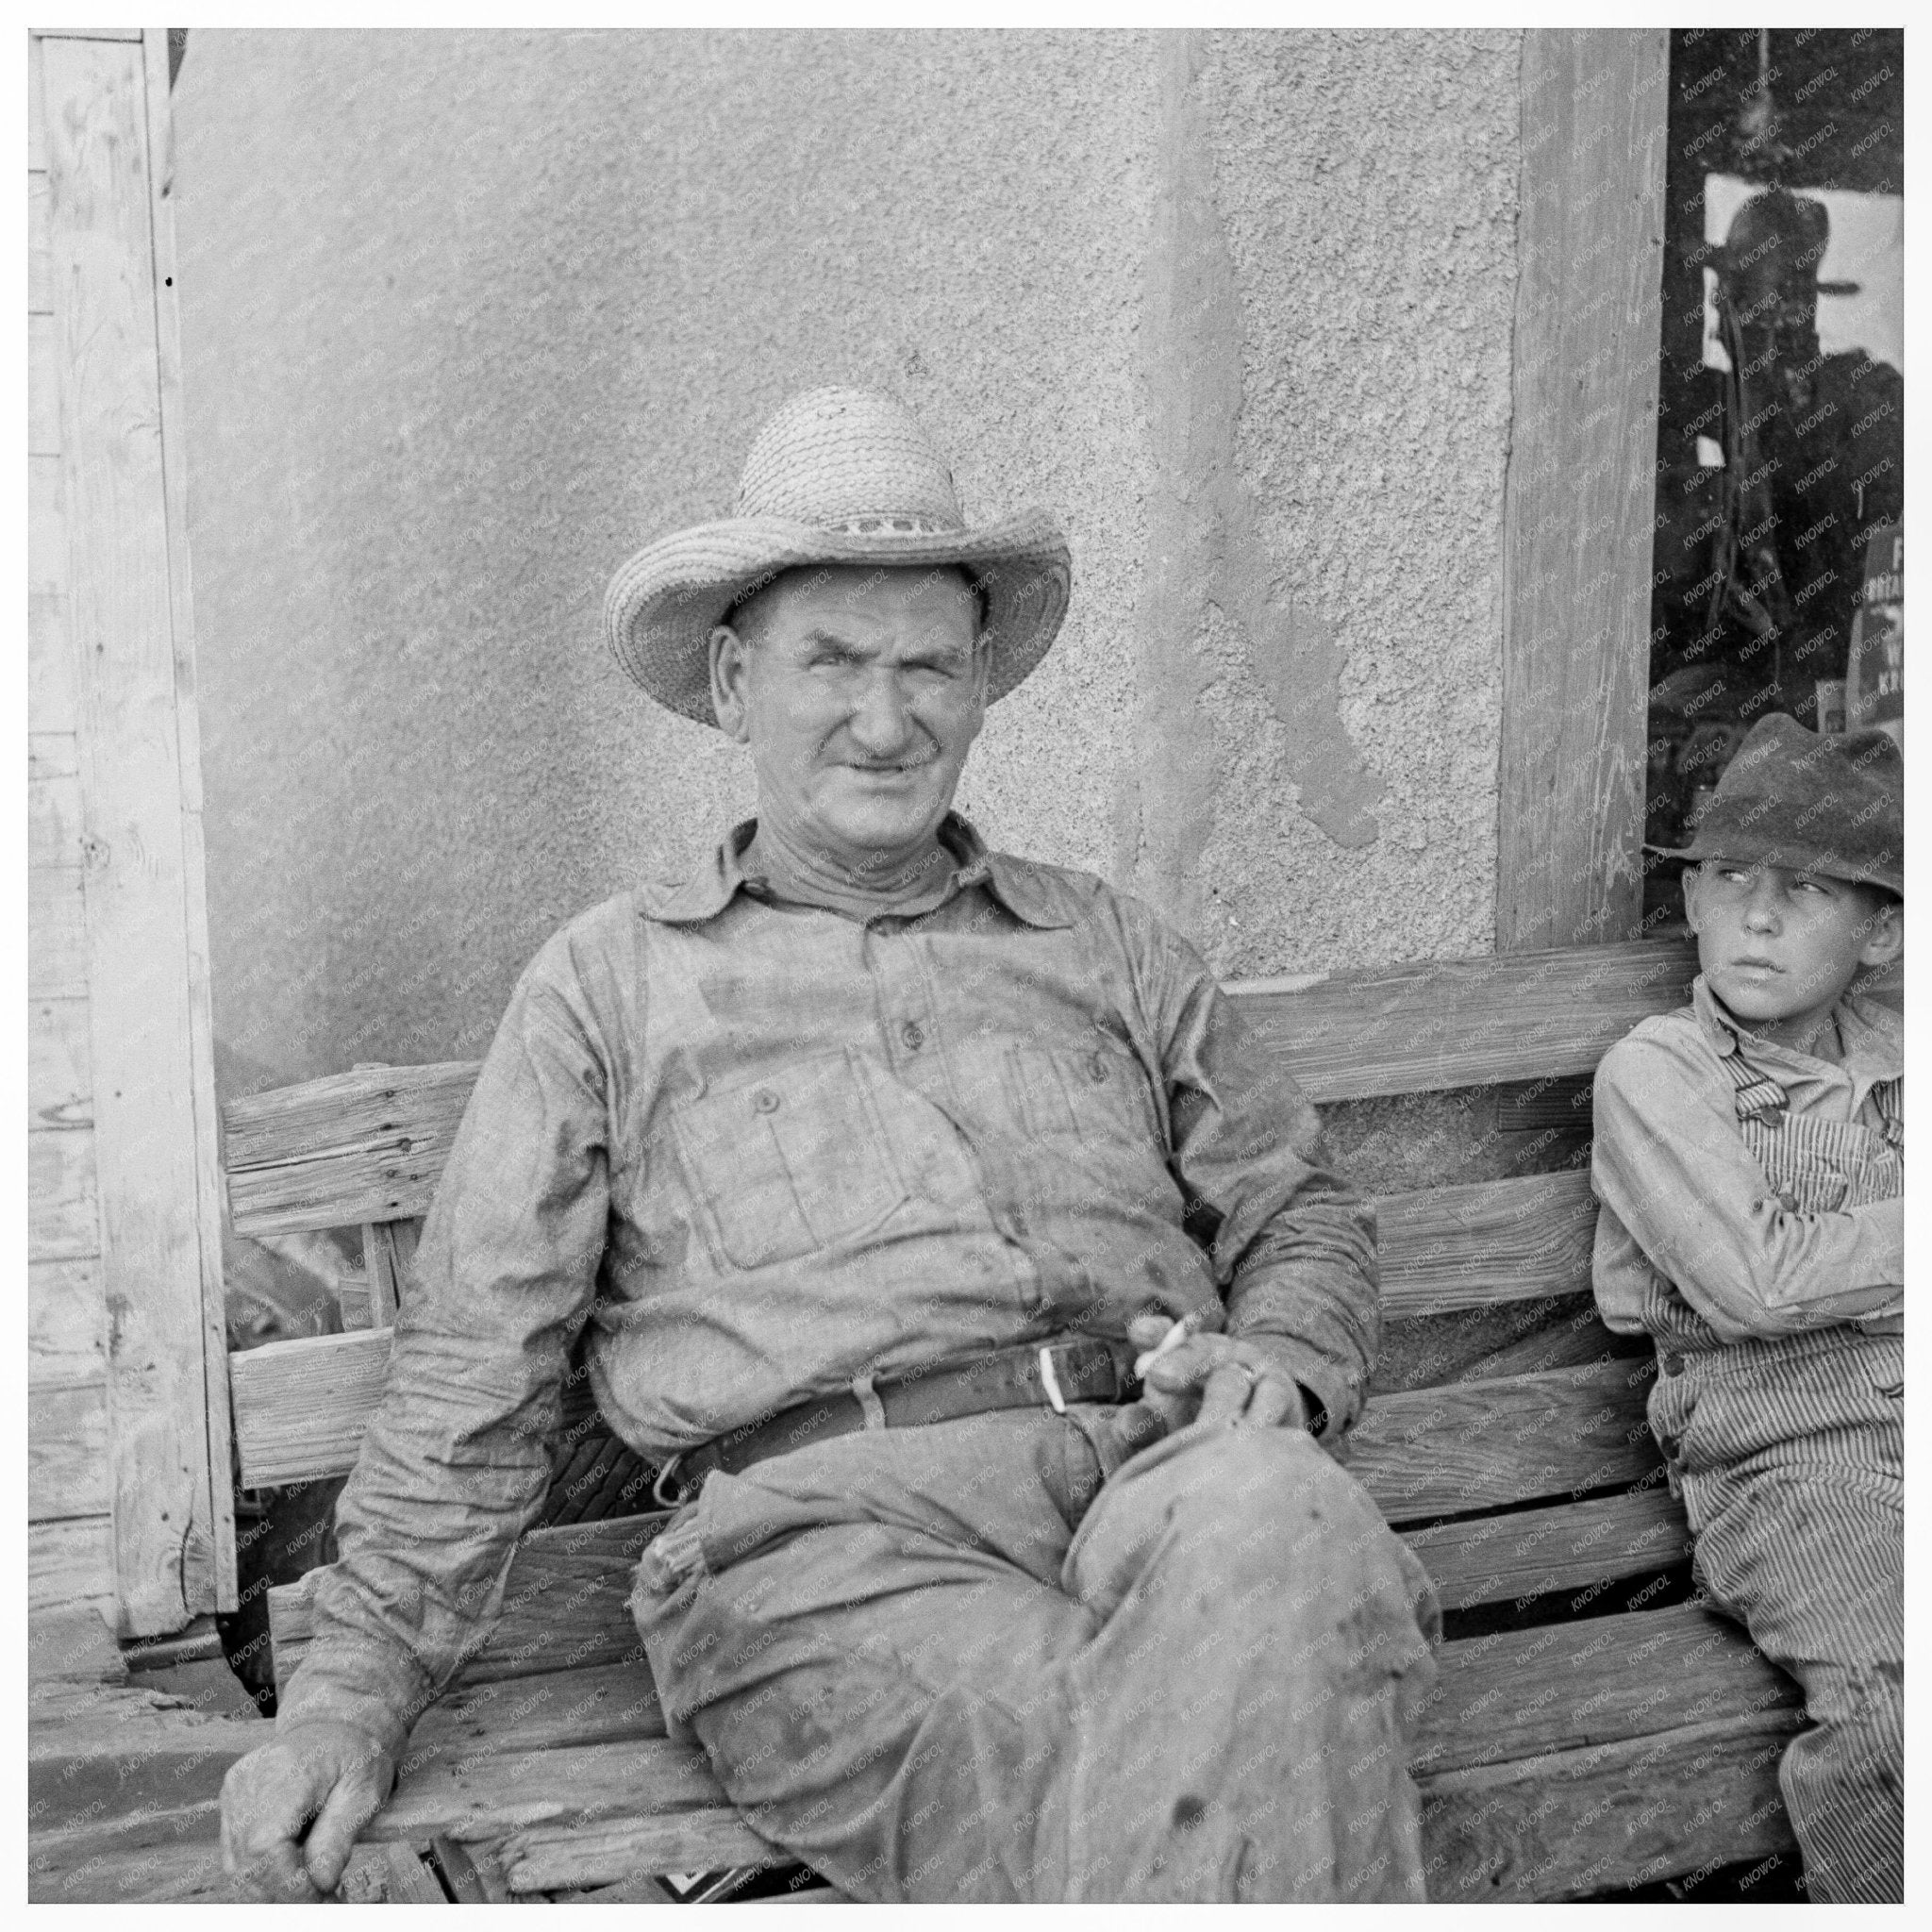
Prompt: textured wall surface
<box><xmin>173</xmin><ymin>27</ymin><xmax>1521</xmax><ymax>1089</ymax></box>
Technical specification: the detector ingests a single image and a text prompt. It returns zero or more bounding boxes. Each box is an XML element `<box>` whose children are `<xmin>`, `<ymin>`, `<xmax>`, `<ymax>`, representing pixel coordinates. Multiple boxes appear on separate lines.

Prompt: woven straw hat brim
<box><xmin>605</xmin><ymin>510</ymin><xmax>1072</xmax><ymax>724</ymax></box>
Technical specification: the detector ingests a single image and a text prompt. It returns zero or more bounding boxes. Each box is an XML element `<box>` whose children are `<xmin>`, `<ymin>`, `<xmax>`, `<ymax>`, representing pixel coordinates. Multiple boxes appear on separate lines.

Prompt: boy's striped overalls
<box><xmin>1641</xmin><ymin>1054</ymin><xmax>1903</xmax><ymax>1904</ymax></box>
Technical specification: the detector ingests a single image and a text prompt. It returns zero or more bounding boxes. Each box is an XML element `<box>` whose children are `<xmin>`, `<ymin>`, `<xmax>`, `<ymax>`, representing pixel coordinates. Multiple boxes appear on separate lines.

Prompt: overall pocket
<box><xmin>671</xmin><ymin>1049</ymin><xmax>910</xmax><ymax>1270</ymax></box>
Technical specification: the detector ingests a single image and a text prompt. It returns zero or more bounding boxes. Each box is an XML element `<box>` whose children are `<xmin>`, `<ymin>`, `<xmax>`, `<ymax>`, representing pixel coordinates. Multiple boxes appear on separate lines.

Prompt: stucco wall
<box><xmin>173</xmin><ymin>27</ymin><xmax>1520</xmax><ymax>1091</ymax></box>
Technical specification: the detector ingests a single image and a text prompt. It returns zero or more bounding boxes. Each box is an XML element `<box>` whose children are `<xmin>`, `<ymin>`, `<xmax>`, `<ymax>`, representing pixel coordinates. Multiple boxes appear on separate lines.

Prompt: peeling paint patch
<box><xmin>1128</xmin><ymin>29</ymin><xmax>1385</xmax><ymax>919</ymax></box>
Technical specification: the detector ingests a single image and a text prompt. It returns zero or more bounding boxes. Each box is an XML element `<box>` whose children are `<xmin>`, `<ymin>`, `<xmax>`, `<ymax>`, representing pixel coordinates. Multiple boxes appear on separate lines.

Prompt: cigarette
<box><xmin>1133</xmin><ymin>1315</ymin><xmax>1195</xmax><ymax>1382</ymax></box>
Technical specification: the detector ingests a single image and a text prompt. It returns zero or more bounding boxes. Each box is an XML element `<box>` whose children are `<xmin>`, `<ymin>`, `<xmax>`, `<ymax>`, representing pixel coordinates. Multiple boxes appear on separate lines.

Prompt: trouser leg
<box><xmin>1051</xmin><ymin>1421</ymin><xmax>1441</xmax><ymax>1901</ymax></box>
<box><xmin>1688</xmin><ymin>1457</ymin><xmax>1903</xmax><ymax>1903</ymax></box>
<box><xmin>630</xmin><ymin>1410</ymin><xmax>1439</xmax><ymax>1902</ymax></box>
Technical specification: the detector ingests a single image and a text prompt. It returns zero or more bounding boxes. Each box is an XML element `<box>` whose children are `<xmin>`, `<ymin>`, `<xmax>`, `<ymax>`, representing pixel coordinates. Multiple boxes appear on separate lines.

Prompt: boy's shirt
<box><xmin>1591</xmin><ymin>978</ymin><xmax>1904</xmax><ymax>1347</ymax></box>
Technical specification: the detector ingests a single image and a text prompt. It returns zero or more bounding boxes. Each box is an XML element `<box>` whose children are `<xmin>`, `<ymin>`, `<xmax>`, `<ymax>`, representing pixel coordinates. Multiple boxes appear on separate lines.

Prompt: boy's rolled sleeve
<box><xmin>1591</xmin><ymin>1028</ymin><xmax>1903</xmax><ymax>1345</ymax></box>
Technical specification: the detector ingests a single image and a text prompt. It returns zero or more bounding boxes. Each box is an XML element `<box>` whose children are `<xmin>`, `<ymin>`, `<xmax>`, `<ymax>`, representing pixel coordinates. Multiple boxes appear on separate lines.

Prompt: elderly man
<box><xmin>221</xmin><ymin>388</ymin><xmax>1439</xmax><ymax>1903</ymax></box>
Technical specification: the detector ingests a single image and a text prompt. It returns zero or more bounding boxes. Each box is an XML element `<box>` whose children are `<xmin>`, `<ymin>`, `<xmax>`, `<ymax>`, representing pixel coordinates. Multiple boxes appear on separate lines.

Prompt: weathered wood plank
<box><xmin>29</xmin><ymin>1515</ymin><xmax>116</xmax><ymax>1617</ymax></box>
<box><xmin>30</xmin><ymin>1257</ymin><xmax>107</xmax><ymax>1382</ymax></box>
<box><xmin>1230</xmin><ymin>938</ymin><xmax>1697</xmax><ymax>1102</ymax></box>
<box><xmin>29</xmin><ymin>1124</ymin><xmax>99</xmax><ymax>1260</ymax></box>
<box><xmin>405</xmin><ymin>1659</ymin><xmax>668</xmax><ymax>1764</ymax></box>
<box><xmin>143</xmin><ymin>25</ymin><xmax>238</xmax><ymax>1615</ymax></box>
<box><xmin>27</xmin><ymin>451</ymin><xmax>65</xmax><ymax>591</ymax></box>
<box><xmin>30</xmin><ymin>994</ymin><xmax>92</xmax><ymax>1129</ymax></box>
<box><xmin>1376</xmin><ymin>1171</ymin><xmax>1594</xmax><ymax>1318</ymax></box>
<box><xmin>1412</xmin><ymin>1603</ymin><xmax>1796</xmax><ymax>1777</ymax></box>
<box><xmin>223</xmin><ymin>1061</ymin><xmax>481</xmax><ymax>1236</ymax></box>
<box><xmin>217</xmin><ymin>940</ymin><xmax>1698</xmax><ymax>1233</ymax></box>
<box><xmin>46</xmin><ymin>29</ymin><xmax>229</xmax><ymax>1630</ymax></box>
<box><xmin>28</xmin><ymin>28</ymin><xmax>45</xmax><ymax>168</ymax></box>
<box><xmin>1407</xmin><ymin>1480</ymin><xmax>1689</xmax><ymax>1617</ymax></box>
<box><xmin>28</xmin><ymin>766</ymin><xmax>83</xmax><ymax>872</ymax></box>
<box><xmin>29</xmin><ymin>167</ymin><xmax>53</xmax><ymax>310</ymax></box>
<box><xmin>29</xmin><ymin>308</ymin><xmax>62</xmax><ymax>453</ymax></box>
<box><xmin>29</xmin><ymin>1379</ymin><xmax>111</xmax><ymax>1519</ymax></box>
<box><xmin>343</xmin><ymin>1608</ymin><xmax>1790</xmax><ymax>1895</ymax></box>
<box><xmin>1418</xmin><ymin>1710</ymin><xmax>1796</xmax><ymax>1902</ymax></box>
<box><xmin>30</xmin><ymin>601</ymin><xmax>75</xmax><ymax>742</ymax></box>
<box><xmin>28</xmin><ymin>867</ymin><xmax>89</xmax><ymax>999</ymax></box>
<box><xmin>1496</xmin><ymin>29</ymin><xmax>1669</xmax><ymax>951</ymax></box>
<box><xmin>1353</xmin><ymin>1356</ymin><xmax>1661</xmax><ymax>1524</ymax></box>
<box><xmin>270</xmin><ymin>1512</ymin><xmax>664</xmax><ymax>1693</ymax></box>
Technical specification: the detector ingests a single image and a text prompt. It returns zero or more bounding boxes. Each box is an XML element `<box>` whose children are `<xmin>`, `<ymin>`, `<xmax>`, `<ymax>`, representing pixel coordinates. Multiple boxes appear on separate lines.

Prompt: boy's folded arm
<box><xmin>1592</xmin><ymin>1032</ymin><xmax>1904</xmax><ymax>1344</ymax></box>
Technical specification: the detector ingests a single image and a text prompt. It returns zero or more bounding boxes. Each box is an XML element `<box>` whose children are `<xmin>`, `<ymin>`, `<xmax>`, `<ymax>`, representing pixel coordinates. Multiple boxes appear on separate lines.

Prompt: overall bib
<box><xmin>1641</xmin><ymin>1057</ymin><xmax>1903</xmax><ymax>1903</ymax></box>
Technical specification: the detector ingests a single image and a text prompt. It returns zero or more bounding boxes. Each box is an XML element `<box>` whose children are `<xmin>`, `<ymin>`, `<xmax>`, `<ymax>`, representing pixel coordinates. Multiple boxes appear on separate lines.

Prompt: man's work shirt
<box><xmin>280</xmin><ymin>816</ymin><xmax>1377</xmax><ymax>1755</ymax></box>
<box><xmin>1591</xmin><ymin>977</ymin><xmax>1904</xmax><ymax>1345</ymax></box>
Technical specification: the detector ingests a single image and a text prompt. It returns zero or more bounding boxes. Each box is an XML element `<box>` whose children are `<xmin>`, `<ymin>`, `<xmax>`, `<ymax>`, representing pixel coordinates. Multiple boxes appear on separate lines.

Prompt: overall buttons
<box><xmin>1087</xmin><ymin>1053</ymin><xmax>1110</xmax><ymax>1084</ymax></box>
<box><xmin>753</xmin><ymin>1089</ymin><xmax>781</xmax><ymax>1115</ymax></box>
<box><xmin>901</xmin><ymin>1021</ymin><xmax>925</xmax><ymax>1051</ymax></box>
<box><xmin>1660</xmin><ymin>1352</ymin><xmax>1685</xmax><ymax>1376</ymax></box>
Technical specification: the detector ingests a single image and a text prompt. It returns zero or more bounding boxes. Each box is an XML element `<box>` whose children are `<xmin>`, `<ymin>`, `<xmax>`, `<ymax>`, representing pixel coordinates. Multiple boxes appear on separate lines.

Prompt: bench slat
<box><xmin>1418</xmin><ymin>1708</ymin><xmax>1797</xmax><ymax>1902</ymax></box>
<box><xmin>1376</xmin><ymin>1171</ymin><xmax>1593</xmax><ymax>1318</ymax></box>
<box><xmin>1229</xmin><ymin>936</ymin><xmax>1697</xmax><ymax>1103</ymax></box>
<box><xmin>270</xmin><ymin>1514</ymin><xmax>666</xmax><ymax>1693</ymax></box>
<box><xmin>218</xmin><ymin>941</ymin><xmax>1703</xmax><ymax>1236</ymax></box>
<box><xmin>230</xmin><ymin>1332</ymin><xmax>602</xmax><ymax>1491</ymax></box>
<box><xmin>223</xmin><ymin>1061</ymin><xmax>478</xmax><ymax>1237</ymax></box>
<box><xmin>1350</xmin><ymin>1356</ymin><xmax>1659</xmax><ymax>1524</ymax></box>
<box><xmin>232</xmin><ymin>1198</ymin><xmax>1628</xmax><ymax>1491</ymax></box>
<box><xmin>270</xmin><ymin>1472</ymin><xmax>1687</xmax><ymax>1698</ymax></box>
<box><xmin>350</xmin><ymin>1605</ymin><xmax>1791</xmax><ymax>1896</ymax></box>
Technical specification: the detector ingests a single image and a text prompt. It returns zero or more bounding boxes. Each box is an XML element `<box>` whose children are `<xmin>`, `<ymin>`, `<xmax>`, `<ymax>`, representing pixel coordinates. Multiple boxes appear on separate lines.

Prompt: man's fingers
<box><xmin>303</xmin><ymin>1761</ymin><xmax>389</xmax><ymax>1894</ymax></box>
<box><xmin>1195</xmin><ymin>1359</ymin><xmax>1256</xmax><ymax>1427</ymax></box>
<box><xmin>1242</xmin><ymin>1374</ymin><xmax>1305</xmax><ymax>1431</ymax></box>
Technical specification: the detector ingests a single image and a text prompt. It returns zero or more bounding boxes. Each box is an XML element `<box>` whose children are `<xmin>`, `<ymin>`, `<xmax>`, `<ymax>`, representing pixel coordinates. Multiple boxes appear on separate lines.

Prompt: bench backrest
<box><xmin>224</xmin><ymin>936</ymin><xmax>1700</xmax><ymax>1498</ymax></box>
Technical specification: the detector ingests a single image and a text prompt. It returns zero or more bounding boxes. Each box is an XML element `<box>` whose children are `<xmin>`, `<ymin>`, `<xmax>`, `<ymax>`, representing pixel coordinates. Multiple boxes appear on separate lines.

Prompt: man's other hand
<box><xmin>1127</xmin><ymin>1316</ymin><xmax>1309</xmax><ymax>1433</ymax></box>
<box><xmin>220</xmin><ymin>1719</ymin><xmax>396</xmax><ymax>1900</ymax></box>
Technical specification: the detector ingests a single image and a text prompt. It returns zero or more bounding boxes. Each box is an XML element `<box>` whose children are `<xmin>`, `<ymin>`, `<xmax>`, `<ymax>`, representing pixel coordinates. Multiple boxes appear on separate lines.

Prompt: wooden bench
<box><xmin>225</xmin><ymin>935</ymin><xmax>1811</xmax><ymax>1902</ymax></box>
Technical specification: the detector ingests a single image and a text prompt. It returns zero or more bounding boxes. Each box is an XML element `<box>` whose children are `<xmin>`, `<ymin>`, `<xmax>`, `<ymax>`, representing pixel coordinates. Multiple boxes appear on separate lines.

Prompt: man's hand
<box><xmin>1127</xmin><ymin>1315</ymin><xmax>1310</xmax><ymax>1434</ymax></box>
<box><xmin>220</xmin><ymin>1720</ymin><xmax>396</xmax><ymax>1901</ymax></box>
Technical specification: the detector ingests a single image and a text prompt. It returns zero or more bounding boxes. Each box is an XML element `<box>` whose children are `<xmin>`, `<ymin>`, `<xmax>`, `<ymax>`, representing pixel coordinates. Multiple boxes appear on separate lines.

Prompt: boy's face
<box><xmin>1685</xmin><ymin>858</ymin><xmax>1902</xmax><ymax>1043</ymax></box>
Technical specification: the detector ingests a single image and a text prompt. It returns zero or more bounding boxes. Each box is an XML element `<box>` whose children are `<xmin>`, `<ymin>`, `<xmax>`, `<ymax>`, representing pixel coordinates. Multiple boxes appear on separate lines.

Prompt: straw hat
<box><xmin>604</xmin><ymin>387</ymin><xmax>1073</xmax><ymax>724</ymax></box>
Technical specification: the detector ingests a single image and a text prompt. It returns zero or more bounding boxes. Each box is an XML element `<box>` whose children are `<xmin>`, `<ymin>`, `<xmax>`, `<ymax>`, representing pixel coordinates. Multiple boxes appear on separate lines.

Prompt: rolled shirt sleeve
<box><xmin>1147</xmin><ymin>927</ymin><xmax>1379</xmax><ymax>1439</ymax></box>
<box><xmin>275</xmin><ymin>937</ymin><xmax>613</xmax><ymax>1759</ymax></box>
<box><xmin>1591</xmin><ymin>1026</ymin><xmax>1904</xmax><ymax>1347</ymax></box>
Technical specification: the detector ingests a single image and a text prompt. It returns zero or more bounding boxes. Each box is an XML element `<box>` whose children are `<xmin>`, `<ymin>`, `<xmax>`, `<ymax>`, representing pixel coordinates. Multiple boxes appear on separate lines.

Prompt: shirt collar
<box><xmin>638</xmin><ymin>813</ymin><xmax>1074</xmax><ymax>930</ymax></box>
<box><xmin>1690</xmin><ymin>974</ymin><xmax>1902</xmax><ymax>1083</ymax></box>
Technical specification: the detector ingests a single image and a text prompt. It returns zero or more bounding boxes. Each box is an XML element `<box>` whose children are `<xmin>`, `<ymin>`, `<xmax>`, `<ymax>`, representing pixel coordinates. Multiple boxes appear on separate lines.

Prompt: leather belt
<box><xmin>652</xmin><ymin>1336</ymin><xmax>1138</xmax><ymax>1508</ymax></box>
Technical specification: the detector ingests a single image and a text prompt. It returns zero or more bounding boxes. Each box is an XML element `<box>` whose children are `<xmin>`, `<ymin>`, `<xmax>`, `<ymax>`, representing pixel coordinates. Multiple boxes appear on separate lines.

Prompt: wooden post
<box><xmin>38</xmin><ymin>29</ymin><xmax>235</xmax><ymax>1632</ymax></box>
<box><xmin>1497</xmin><ymin>30</ymin><xmax>1669</xmax><ymax>951</ymax></box>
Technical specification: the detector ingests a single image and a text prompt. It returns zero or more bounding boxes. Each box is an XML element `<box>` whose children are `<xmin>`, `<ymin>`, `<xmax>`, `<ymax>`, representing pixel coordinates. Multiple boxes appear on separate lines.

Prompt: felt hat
<box><xmin>604</xmin><ymin>387</ymin><xmax>1072</xmax><ymax>724</ymax></box>
<box><xmin>1653</xmin><ymin>712</ymin><xmax>1903</xmax><ymax>895</ymax></box>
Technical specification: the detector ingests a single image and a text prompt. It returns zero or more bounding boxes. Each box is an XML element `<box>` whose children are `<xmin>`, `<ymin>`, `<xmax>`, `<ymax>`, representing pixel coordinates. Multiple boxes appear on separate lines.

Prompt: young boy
<box><xmin>1591</xmin><ymin>714</ymin><xmax>1904</xmax><ymax>1904</ymax></box>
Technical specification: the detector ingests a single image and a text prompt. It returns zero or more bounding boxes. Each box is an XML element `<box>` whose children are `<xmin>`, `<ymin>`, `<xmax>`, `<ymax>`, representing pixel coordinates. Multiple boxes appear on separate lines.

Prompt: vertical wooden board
<box><xmin>28</xmin><ymin>1125</ymin><xmax>100</xmax><ymax>1261</ymax></box>
<box><xmin>44</xmin><ymin>31</ymin><xmax>225</xmax><ymax>1633</ymax></box>
<box><xmin>31</xmin><ymin>1257</ymin><xmax>108</xmax><ymax>1383</ymax></box>
<box><xmin>29</xmin><ymin>1381</ymin><xmax>112</xmax><ymax>1519</ymax></box>
<box><xmin>1497</xmin><ymin>30</ymin><xmax>1668</xmax><ymax>952</ymax></box>
<box><xmin>143</xmin><ymin>25</ymin><xmax>237</xmax><ymax>1614</ymax></box>
<box><xmin>29</xmin><ymin>766</ymin><xmax>84</xmax><ymax>871</ymax></box>
<box><xmin>28</xmin><ymin>868</ymin><xmax>89</xmax><ymax>999</ymax></box>
<box><xmin>28</xmin><ymin>453</ymin><xmax>66</xmax><ymax>593</ymax></box>
<box><xmin>30</xmin><ymin>994</ymin><xmax>93</xmax><ymax>1129</ymax></box>
<box><xmin>28</xmin><ymin>28</ymin><xmax>45</xmax><ymax>170</ymax></box>
<box><xmin>30</xmin><ymin>591</ymin><xmax>76</xmax><ymax>736</ymax></box>
<box><xmin>30</xmin><ymin>169</ymin><xmax>54</xmax><ymax>311</ymax></box>
<box><xmin>30</xmin><ymin>309</ymin><xmax>63</xmax><ymax>452</ymax></box>
<box><xmin>29</xmin><ymin>1518</ymin><xmax>117</xmax><ymax>1622</ymax></box>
